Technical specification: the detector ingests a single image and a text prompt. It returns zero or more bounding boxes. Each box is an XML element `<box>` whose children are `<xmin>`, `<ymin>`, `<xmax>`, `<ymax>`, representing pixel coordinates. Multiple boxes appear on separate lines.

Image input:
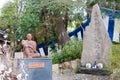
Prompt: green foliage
<box><xmin>87</xmin><ymin>0</ymin><xmax>120</xmax><ymax>10</ymax></box>
<box><xmin>111</xmin><ymin>42</ymin><xmax>120</xmax><ymax>69</ymax></box>
<box><xmin>0</xmin><ymin>1</ymin><xmax>19</xmax><ymax>28</ymax></box>
<box><xmin>52</xmin><ymin>40</ymin><xmax>120</xmax><ymax>68</ymax></box>
<box><xmin>0</xmin><ymin>0</ymin><xmax>86</xmax><ymax>41</ymax></box>
<box><xmin>111</xmin><ymin>42</ymin><xmax>120</xmax><ymax>79</ymax></box>
<box><xmin>52</xmin><ymin>39</ymin><xmax>82</xmax><ymax>64</ymax></box>
<box><xmin>16</xmin><ymin>0</ymin><xmax>86</xmax><ymax>46</ymax></box>
<box><xmin>0</xmin><ymin>1</ymin><xmax>20</xmax><ymax>43</ymax></box>
<box><xmin>0</xmin><ymin>0</ymin><xmax>86</xmax><ymax>52</ymax></box>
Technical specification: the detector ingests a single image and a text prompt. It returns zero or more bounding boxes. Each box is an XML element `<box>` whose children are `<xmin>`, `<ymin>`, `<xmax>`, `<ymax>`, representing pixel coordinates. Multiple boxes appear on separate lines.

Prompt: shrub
<box><xmin>111</xmin><ymin>42</ymin><xmax>120</xmax><ymax>69</ymax></box>
<box><xmin>52</xmin><ymin>38</ymin><xmax>83</xmax><ymax>64</ymax></box>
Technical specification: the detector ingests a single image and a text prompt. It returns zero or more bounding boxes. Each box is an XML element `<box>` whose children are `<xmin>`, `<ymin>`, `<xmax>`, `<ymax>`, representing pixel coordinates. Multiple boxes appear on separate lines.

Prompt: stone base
<box><xmin>14</xmin><ymin>52</ymin><xmax>23</xmax><ymax>59</ymax></box>
<box><xmin>79</xmin><ymin>67</ymin><xmax>112</xmax><ymax>75</ymax></box>
<box><xmin>14</xmin><ymin>58</ymin><xmax>52</xmax><ymax>80</ymax></box>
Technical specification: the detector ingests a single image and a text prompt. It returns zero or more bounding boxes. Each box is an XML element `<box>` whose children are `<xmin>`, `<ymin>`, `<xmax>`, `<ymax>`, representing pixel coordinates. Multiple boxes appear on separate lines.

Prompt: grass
<box><xmin>111</xmin><ymin>42</ymin><xmax>120</xmax><ymax>69</ymax></box>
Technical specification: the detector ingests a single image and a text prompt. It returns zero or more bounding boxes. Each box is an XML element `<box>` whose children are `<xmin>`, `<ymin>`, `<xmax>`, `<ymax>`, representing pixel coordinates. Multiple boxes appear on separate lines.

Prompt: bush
<box><xmin>52</xmin><ymin>39</ymin><xmax>83</xmax><ymax>64</ymax></box>
<box><xmin>111</xmin><ymin>42</ymin><xmax>120</xmax><ymax>69</ymax></box>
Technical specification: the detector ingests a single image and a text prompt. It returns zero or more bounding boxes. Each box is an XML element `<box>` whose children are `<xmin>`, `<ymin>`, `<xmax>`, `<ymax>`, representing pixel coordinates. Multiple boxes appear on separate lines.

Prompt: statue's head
<box><xmin>26</xmin><ymin>33</ymin><xmax>32</xmax><ymax>41</ymax></box>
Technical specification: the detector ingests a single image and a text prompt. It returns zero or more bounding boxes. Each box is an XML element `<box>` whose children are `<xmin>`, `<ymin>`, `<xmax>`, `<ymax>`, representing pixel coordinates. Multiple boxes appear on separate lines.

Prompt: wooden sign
<box><xmin>28</xmin><ymin>62</ymin><xmax>45</xmax><ymax>68</ymax></box>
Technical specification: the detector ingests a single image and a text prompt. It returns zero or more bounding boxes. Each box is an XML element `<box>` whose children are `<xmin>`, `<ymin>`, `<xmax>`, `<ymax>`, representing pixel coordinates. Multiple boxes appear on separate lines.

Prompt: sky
<box><xmin>0</xmin><ymin>0</ymin><xmax>9</xmax><ymax>14</ymax></box>
<box><xmin>0</xmin><ymin>0</ymin><xmax>9</xmax><ymax>9</ymax></box>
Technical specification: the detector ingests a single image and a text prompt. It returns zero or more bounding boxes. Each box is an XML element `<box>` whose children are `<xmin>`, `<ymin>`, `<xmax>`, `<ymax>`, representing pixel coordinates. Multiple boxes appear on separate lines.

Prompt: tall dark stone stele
<box><xmin>80</xmin><ymin>4</ymin><xmax>112</xmax><ymax>72</ymax></box>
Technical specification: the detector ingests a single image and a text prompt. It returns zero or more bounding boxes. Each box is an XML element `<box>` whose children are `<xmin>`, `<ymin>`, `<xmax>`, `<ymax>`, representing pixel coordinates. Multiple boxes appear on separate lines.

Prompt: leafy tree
<box><xmin>18</xmin><ymin>0</ymin><xmax>85</xmax><ymax>54</ymax></box>
<box><xmin>0</xmin><ymin>0</ymin><xmax>25</xmax><ymax>54</ymax></box>
<box><xmin>0</xmin><ymin>0</ymin><xmax>86</xmax><ymax>53</ymax></box>
<box><xmin>0</xmin><ymin>1</ymin><xmax>19</xmax><ymax>52</ymax></box>
<box><xmin>86</xmin><ymin>0</ymin><xmax>120</xmax><ymax>17</ymax></box>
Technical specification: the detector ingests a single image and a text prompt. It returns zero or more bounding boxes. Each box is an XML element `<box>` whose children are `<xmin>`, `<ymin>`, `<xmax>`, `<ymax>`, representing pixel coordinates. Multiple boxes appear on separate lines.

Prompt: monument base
<box><xmin>14</xmin><ymin>58</ymin><xmax>52</xmax><ymax>80</ymax></box>
<box><xmin>79</xmin><ymin>67</ymin><xmax>112</xmax><ymax>75</ymax></box>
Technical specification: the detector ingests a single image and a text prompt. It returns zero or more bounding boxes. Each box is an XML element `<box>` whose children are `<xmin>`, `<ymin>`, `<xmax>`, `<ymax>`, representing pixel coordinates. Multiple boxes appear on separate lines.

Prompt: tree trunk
<box><xmin>64</xmin><ymin>9</ymin><xmax>69</xmax><ymax>30</ymax></box>
<box><xmin>43</xmin><ymin>26</ymin><xmax>48</xmax><ymax>55</ymax></box>
<box><xmin>55</xmin><ymin>17</ymin><xmax>70</xmax><ymax>48</ymax></box>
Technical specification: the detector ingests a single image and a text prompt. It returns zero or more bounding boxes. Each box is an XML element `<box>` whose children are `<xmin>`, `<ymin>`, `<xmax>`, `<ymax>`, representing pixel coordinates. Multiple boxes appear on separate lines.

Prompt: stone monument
<box><xmin>80</xmin><ymin>4</ymin><xmax>112</xmax><ymax>74</ymax></box>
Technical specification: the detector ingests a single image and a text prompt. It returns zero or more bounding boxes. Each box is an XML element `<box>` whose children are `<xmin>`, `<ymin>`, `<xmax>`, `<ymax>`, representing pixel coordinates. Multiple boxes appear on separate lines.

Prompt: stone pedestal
<box><xmin>14</xmin><ymin>58</ymin><xmax>52</xmax><ymax>80</ymax></box>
